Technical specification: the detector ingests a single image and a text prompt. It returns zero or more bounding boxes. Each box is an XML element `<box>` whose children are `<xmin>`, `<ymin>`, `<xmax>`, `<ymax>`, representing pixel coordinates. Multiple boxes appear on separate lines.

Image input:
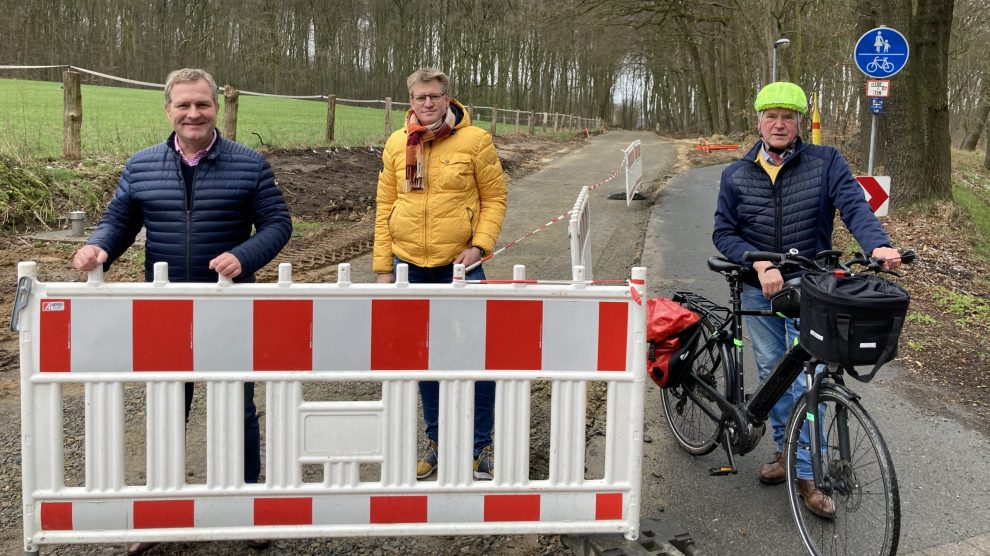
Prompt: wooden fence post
<box><xmin>528</xmin><ymin>110</ymin><xmax>535</xmax><ymax>135</ymax></box>
<box><xmin>222</xmin><ymin>85</ymin><xmax>239</xmax><ymax>142</ymax></box>
<box><xmin>515</xmin><ymin>110</ymin><xmax>520</xmax><ymax>134</ymax></box>
<box><xmin>542</xmin><ymin>112</ymin><xmax>548</xmax><ymax>133</ymax></box>
<box><xmin>62</xmin><ymin>70</ymin><xmax>82</xmax><ymax>159</ymax></box>
<box><xmin>553</xmin><ymin>113</ymin><xmax>560</xmax><ymax>132</ymax></box>
<box><xmin>491</xmin><ymin>105</ymin><xmax>498</xmax><ymax>136</ymax></box>
<box><xmin>326</xmin><ymin>94</ymin><xmax>336</xmax><ymax>142</ymax></box>
<box><xmin>384</xmin><ymin>97</ymin><xmax>393</xmax><ymax>135</ymax></box>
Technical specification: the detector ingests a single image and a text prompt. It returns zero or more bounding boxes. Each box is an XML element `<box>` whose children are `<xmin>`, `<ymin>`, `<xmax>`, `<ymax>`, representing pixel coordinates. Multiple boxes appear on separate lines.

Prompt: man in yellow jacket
<box><xmin>374</xmin><ymin>67</ymin><xmax>507</xmax><ymax>480</ymax></box>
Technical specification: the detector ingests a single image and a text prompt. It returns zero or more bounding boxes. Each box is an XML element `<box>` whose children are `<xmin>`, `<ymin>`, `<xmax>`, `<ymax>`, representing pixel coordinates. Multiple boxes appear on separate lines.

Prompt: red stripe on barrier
<box><xmin>40</xmin><ymin>501</ymin><xmax>72</xmax><ymax>530</ymax></box>
<box><xmin>254</xmin><ymin>300</ymin><xmax>313</xmax><ymax>371</ymax></box>
<box><xmin>484</xmin><ymin>494</ymin><xmax>540</xmax><ymax>522</ymax></box>
<box><xmin>133</xmin><ymin>300</ymin><xmax>193</xmax><ymax>371</ymax></box>
<box><xmin>371</xmin><ymin>300</ymin><xmax>429</xmax><ymax>370</ymax></box>
<box><xmin>629</xmin><ymin>278</ymin><xmax>645</xmax><ymax>285</ymax></box>
<box><xmin>40</xmin><ymin>299</ymin><xmax>71</xmax><ymax>372</ymax></box>
<box><xmin>597</xmin><ymin>302</ymin><xmax>628</xmax><ymax>371</ymax></box>
<box><xmin>370</xmin><ymin>495</ymin><xmax>428</xmax><ymax>523</ymax></box>
<box><xmin>134</xmin><ymin>499</ymin><xmax>194</xmax><ymax>528</ymax></box>
<box><xmin>595</xmin><ymin>493</ymin><xmax>623</xmax><ymax>520</ymax></box>
<box><xmin>255</xmin><ymin>497</ymin><xmax>313</xmax><ymax>525</ymax></box>
<box><xmin>486</xmin><ymin>300</ymin><xmax>542</xmax><ymax>370</ymax></box>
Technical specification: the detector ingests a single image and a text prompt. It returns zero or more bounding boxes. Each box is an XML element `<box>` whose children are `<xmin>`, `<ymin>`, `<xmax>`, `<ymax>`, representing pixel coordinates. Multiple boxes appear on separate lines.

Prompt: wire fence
<box><xmin>0</xmin><ymin>65</ymin><xmax>603</xmax><ymax>160</ymax></box>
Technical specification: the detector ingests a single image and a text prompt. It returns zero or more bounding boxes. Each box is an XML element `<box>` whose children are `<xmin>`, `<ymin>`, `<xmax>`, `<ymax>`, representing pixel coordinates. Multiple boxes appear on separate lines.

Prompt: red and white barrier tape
<box><xmin>467</xmin><ymin>158</ymin><xmax>625</xmax><ymax>272</ymax></box>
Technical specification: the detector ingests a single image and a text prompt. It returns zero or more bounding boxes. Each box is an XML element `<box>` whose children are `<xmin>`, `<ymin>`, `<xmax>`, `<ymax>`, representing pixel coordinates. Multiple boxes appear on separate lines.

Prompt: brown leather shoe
<box><xmin>127</xmin><ymin>542</ymin><xmax>159</xmax><ymax>555</ymax></box>
<box><xmin>797</xmin><ymin>479</ymin><xmax>837</xmax><ymax>519</ymax></box>
<box><xmin>759</xmin><ymin>451</ymin><xmax>785</xmax><ymax>485</ymax></box>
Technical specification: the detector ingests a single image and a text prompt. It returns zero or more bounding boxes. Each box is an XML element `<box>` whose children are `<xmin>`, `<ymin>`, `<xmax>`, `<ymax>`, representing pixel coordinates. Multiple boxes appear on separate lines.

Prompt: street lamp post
<box><xmin>771</xmin><ymin>37</ymin><xmax>791</xmax><ymax>82</ymax></box>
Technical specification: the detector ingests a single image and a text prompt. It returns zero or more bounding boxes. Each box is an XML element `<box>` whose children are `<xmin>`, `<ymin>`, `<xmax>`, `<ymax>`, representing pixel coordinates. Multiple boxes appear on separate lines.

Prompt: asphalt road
<box><xmin>642</xmin><ymin>162</ymin><xmax>990</xmax><ymax>555</ymax></box>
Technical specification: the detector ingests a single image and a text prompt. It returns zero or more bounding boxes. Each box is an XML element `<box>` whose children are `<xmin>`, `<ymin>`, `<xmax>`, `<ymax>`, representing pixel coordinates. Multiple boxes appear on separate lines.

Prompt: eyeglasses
<box><xmin>412</xmin><ymin>93</ymin><xmax>446</xmax><ymax>104</ymax></box>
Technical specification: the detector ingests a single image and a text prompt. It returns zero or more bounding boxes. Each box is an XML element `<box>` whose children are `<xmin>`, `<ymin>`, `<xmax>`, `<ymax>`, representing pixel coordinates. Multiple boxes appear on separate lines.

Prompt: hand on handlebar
<box><xmin>753</xmin><ymin>260</ymin><xmax>784</xmax><ymax>298</ymax></box>
<box><xmin>871</xmin><ymin>246</ymin><xmax>903</xmax><ymax>271</ymax></box>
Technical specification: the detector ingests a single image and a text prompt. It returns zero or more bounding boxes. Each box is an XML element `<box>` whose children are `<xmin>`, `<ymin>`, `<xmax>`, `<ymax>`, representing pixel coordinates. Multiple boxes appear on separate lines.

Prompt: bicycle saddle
<box><xmin>707</xmin><ymin>256</ymin><xmax>747</xmax><ymax>274</ymax></box>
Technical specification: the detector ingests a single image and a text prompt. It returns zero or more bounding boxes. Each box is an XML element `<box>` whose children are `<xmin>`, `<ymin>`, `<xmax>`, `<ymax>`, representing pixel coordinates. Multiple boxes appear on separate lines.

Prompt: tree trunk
<box><xmin>960</xmin><ymin>87</ymin><xmax>990</xmax><ymax>150</ymax></box>
<box><xmin>880</xmin><ymin>0</ymin><xmax>955</xmax><ymax>207</ymax></box>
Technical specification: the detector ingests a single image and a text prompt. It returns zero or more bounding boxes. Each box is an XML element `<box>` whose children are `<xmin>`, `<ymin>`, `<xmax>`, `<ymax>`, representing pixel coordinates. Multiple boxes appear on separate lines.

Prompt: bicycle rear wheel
<box><xmin>660</xmin><ymin>315</ymin><xmax>727</xmax><ymax>455</ymax></box>
<box><xmin>784</xmin><ymin>386</ymin><xmax>900</xmax><ymax>556</ymax></box>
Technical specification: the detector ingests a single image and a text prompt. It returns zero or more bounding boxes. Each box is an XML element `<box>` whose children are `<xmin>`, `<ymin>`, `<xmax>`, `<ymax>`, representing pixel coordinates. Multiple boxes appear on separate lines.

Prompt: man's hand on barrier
<box><xmin>209</xmin><ymin>252</ymin><xmax>242</xmax><ymax>279</ymax></box>
<box><xmin>376</xmin><ymin>272</ymin><xmax>395</xmax><ymax>284</ymax></box>
<box><xmin>73</xmin><ymin>244</ymin><xmax>108</xmax><ymax>271</ymax></box>
<box><xmin>753</xmin><ymin>260</ymin><xmax>784</xmax><ymax>298</ymax></box>
<box><xmin>871</xmin><ymin>246</ymin><xmax>902</xmax><ymax>271</ymax></box>
<box><xmin>454</xmin><ymin>246</ymin><xmax>483</xmax><ymax>268</ymax></box>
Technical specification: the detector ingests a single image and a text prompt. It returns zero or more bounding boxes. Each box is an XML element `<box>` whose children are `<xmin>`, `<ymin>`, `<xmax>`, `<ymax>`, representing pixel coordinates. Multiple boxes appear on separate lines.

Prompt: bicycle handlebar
<box><xmin>742</xmin><ymin>248</ymin><xmax>915</xmax><ymax>275</ymax></box>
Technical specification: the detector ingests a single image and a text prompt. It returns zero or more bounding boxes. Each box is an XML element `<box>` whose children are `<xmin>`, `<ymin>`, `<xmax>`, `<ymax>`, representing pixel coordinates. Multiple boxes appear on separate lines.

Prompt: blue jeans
<box><xmin>396</xmin><ymin>257</ymin><xmax>495</xmax><ymax>456</ymax></box>
<box><xmin>185</xmin><ymin>381</ymin><xmax>261</xmax><ymax>483</ymax></box>
<box><xmin>742</xmin><ymin>285</ymin><xmax>817</xmax><ymax>479</ymax></box>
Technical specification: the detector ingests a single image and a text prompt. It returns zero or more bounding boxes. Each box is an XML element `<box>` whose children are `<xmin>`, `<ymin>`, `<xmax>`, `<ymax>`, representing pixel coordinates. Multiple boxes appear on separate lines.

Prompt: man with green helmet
<box><xmin>713</xmin><ymin>81</ymin><xmax>902</xmax><ymax>518</ymax></box>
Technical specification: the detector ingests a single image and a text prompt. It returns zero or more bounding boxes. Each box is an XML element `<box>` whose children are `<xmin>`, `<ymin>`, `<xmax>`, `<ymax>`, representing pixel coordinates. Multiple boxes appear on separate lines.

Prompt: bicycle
<box><xmin>658</xmin><ymin>249</ymin><xmax>914</xmax><ymax>556</ymax></box>
<box><xmin>866</xmin><ymin>57</ymin><xmax>895</xmax><ymax>73</ymax></box>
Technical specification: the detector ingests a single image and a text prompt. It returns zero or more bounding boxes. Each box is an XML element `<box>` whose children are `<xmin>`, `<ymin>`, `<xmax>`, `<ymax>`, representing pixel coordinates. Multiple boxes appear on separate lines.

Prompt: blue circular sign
<box><xmin>854</xmin><ymin>27</ymin><xmax>909</xmax><ymax>79</ymax></box>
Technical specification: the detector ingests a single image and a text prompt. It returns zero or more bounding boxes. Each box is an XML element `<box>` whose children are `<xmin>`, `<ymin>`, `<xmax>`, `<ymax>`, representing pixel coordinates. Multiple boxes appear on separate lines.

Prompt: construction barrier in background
<box><xmin>569</xmin><ymin>186</ymin><xmax>593</xmax><ymax>280</ymax></box>
<box><xmin>623</xmin><ymin>140</ymin><xmax>643</xmax><ymax>207</ymax></box>
<box><xmin>14</xmin><ymin>260</ymin><xmax>648</xmax><ymax>552</ymax></box>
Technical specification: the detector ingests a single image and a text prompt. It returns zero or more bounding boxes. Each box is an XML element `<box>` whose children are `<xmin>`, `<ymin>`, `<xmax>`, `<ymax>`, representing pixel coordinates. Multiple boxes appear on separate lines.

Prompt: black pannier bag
<box><xmin>799</xmin><ymin>272</ymin><xmax>910</xmax><ymax>382</ymax></box>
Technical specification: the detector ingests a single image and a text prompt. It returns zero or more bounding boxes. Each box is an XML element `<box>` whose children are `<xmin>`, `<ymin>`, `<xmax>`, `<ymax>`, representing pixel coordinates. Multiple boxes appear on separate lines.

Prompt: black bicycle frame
<box><xmin>675</xmin><ymin>267</ymin><xmax>813</xmax><ymax>456</ymax></box>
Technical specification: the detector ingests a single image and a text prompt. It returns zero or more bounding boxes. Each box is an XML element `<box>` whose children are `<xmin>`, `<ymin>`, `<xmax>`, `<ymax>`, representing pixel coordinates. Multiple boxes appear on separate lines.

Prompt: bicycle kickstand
<box><xmin>709</xmin><ymin>428</ymin><xmax>738</xmax><ymax>476</ymax></box>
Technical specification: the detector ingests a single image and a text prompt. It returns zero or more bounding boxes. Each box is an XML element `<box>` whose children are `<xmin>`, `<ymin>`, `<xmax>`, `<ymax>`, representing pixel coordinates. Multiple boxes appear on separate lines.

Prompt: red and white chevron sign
<box><xmin>855</xmin><ymin>175</ymin><xmax>890</xmax><ymax>217</ymax></box>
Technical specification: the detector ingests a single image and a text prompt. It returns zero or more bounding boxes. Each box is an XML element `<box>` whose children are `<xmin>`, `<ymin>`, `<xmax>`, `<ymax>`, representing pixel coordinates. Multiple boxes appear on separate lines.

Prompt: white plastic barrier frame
<box><xmin>568</xmin><ymin>186</ymin><xmax>593</xmax><ymax>280</ymax></box>
<box><xmin>15</xmin><ymin>260</ymin><xmax>648</xmax><ymax>552</ymax></box>
<box><xmin>623</xmin><ymin>140</ymin><xmax>643</xmax><ymax>207</ymax></box>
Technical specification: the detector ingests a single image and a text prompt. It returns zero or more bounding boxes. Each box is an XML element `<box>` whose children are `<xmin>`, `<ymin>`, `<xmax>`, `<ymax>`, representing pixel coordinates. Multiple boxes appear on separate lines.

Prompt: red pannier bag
<box><xmin>646</xmin><ymin>297</ymin><xmax>702</xmax><ymax>388</ymax></box>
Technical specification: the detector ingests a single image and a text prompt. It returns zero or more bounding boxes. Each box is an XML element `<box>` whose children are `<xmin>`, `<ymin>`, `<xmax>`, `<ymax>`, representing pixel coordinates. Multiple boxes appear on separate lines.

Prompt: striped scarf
<box><xmin>404</xmin><ymin>108</ymin><xmax>456</xmax><ymax>192</ymax></box>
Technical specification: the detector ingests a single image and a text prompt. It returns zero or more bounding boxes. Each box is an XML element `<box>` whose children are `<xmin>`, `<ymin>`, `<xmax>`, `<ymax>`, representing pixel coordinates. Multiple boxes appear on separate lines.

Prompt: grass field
<box><xmin>0</xmin><ymin>78</ymin><xmax>544</xmax><ymax>160</ymax></box>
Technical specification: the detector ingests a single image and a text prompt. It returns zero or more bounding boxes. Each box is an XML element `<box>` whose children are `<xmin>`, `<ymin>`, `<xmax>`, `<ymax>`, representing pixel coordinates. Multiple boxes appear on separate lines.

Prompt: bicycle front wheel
<box><xmin>660</xmin><ymin>315</ymin><xmax>727</xmax><ymax>455</ymax></box>
<box><xmin>784</xmin><ymin>386</ymin><xmax>900</xmax><ymax>556</ymax></box>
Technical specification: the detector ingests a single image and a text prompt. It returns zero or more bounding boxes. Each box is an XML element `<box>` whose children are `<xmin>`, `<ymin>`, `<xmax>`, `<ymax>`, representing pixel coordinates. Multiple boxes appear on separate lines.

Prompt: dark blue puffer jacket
<box><xmin>88</xmin><ymin>131</ymin><xmax>292</xmax><ymax>283</ymax></box>
<box><xmin>713</xmin><ymin>137</ymin><xmax>890</xmax><ymax>286</ymax></box>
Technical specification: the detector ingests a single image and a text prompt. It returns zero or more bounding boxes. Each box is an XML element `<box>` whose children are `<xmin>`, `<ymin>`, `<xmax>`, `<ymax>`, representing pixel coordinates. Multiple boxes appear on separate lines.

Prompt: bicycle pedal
<box><xmin>708</xmin><ymin>466</ymin><xmax>737</xmax><ymax>476</ymax></box>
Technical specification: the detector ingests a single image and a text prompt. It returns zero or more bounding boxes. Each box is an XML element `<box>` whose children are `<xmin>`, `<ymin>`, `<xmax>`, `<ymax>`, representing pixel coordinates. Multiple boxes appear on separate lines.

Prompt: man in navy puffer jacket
<box><xmin>713</xmin><ymin>82</ymin><xmax>901</xmax><ymax>519</ymax></box>
<box><xmin>73</xmin><ymin>68</ymin><xmax>290</xmax><ymax>555</ymax></box>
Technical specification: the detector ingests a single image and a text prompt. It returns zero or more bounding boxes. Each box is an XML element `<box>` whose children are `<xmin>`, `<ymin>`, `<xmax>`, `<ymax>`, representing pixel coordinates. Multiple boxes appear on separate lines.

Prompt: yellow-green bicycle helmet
<box><xmin>754</xmin><ymin>82</ymin><xmax>808</xmax><ymax>115</ymax></box>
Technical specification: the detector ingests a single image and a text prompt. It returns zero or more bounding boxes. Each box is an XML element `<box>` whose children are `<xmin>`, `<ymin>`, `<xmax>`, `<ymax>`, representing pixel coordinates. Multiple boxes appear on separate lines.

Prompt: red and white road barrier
<box><xmin>15</xmin><ymin>261</ymin><xmax>648</xmax><ymax>551</ymax></box>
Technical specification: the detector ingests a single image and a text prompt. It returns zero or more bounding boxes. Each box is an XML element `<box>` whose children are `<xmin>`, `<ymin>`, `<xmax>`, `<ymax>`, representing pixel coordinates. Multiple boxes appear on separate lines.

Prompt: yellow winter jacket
<box><xmin>373</xmin><ymin>100</ymin><xmax>507</xmax><ymax>273</ymax></box>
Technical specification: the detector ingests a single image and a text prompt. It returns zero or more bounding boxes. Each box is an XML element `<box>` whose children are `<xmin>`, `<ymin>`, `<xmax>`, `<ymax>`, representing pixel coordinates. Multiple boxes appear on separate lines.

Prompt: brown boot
<box><xmin>796</xmin><ymin>479</ymin><xmax>837</xmax><ymax>519</ymax></box>
<box><xmin>759</xmin><ymin>451</ymin><xmax>785</xmax><ymax>485</ymax></box>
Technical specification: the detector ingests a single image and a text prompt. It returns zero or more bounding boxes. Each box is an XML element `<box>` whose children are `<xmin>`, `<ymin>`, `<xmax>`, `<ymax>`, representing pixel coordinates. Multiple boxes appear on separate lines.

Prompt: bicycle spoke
<box><xmin>787</xmin><ymin>388</ymin><xmax>899</xmax><ymax>556</ymax></box>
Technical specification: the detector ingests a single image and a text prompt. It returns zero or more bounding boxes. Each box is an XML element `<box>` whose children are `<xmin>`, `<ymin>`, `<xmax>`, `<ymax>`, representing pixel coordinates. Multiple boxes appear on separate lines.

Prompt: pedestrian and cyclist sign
<box><xmin>854</xmin><ymin>27</ymin><xmax>909</xmax><ymax>78</ymax></box>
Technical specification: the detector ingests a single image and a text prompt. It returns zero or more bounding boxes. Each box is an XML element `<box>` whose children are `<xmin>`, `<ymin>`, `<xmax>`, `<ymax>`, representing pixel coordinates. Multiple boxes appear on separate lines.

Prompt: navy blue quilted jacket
<box><xmin>88</xmin><ymin>131</ymin><xmax>292</xmax><ymax>283</ymax></box>
<box><xmin>713</xmin><ymin>137</ymin><xmax>890</xmax><ymax>286</ymax></box>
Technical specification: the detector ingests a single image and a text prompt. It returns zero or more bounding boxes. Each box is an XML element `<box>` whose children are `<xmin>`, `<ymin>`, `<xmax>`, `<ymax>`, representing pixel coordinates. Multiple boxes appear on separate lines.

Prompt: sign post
<box><xmin>854</xmin><ymin>26</ymin><xmax>909</xmax><ymax>176</ymax></box>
